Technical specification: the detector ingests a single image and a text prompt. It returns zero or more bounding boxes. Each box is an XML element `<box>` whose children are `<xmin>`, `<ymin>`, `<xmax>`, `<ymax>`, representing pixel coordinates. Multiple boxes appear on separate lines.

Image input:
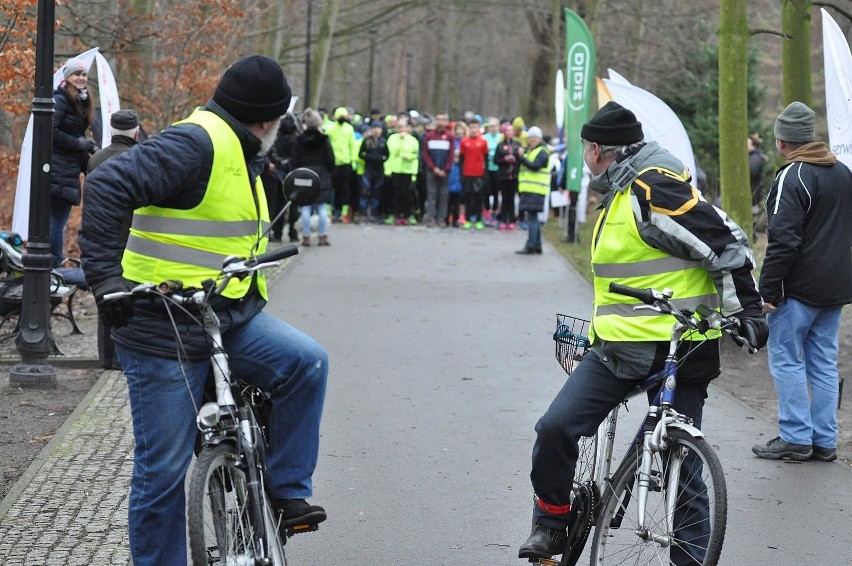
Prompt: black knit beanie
<box><xmin>213</xmin><ymin>55</ymin><xmax>291</xmax><ymax>123</ymax></box>
<box><xmin>581</xmin><ymin>101</ymin><xmax>643</xmax><ymax>145</ymax></box>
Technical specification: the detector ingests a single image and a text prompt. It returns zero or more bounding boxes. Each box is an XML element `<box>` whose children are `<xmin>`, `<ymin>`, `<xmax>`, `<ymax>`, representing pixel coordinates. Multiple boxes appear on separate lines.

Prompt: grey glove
<box><xmin>77</xmin><ymin>137</ymin><xmax>97</xmax><ymax>153</ymax></box>
<box><xmin>93</xmin><ymin>276</ymin><xmax>135</xmax><ymax>328</ymax></box>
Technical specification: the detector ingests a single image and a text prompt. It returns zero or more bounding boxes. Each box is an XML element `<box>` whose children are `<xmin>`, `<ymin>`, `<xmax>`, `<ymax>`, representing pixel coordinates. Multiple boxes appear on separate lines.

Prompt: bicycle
<box><xmin>102</xmin><ymin>167</ymin><xmax>324</xmax><ymax>566</ymax></box>
<box><xmin>539</xmin><ymin>282</ymin><xmax>755</xmax><ymax>566</ymax></box>
<box><xmin>105</xmin><ymin>243</ymin><xmax>308</xmax><ymax>566</ymax></box>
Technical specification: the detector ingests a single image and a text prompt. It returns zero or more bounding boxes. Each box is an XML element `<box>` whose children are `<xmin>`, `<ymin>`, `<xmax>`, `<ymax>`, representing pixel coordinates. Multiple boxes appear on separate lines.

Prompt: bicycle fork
<box><xmin>635</xmin><ymin>411</ymin><xmax>687</xmax><ymax>548</ymax></box>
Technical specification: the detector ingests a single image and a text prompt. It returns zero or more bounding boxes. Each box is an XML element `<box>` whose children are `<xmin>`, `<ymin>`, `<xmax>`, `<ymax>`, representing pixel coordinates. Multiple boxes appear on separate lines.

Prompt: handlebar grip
<box><xmin>248</xmin><ymin>244</ymin><xmax>299</xmax><ymax>266</ymax></box>
<box><xmin>608</xmin><ymin>282</ymin><xmax>656</xmax><ymax>305</ymax></box>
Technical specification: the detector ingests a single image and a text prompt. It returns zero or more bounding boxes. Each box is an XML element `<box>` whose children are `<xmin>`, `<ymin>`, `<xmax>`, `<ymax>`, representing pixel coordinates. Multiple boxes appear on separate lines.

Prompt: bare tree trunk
<box><xmin>782</xmin><ymin>0</ymin><xmax>813</xmax><ymax>106</ymax></box>
<box><xmin>719</xmin><ymin>0</ymin><xmax>751</xmax><ymax>233</ymax></box>
<box><xmin>311</xmin><ymin>0</ymin><xmax>341</xmax><ymax>108</ymax></box>
<box><xmin>523</xmin><ymin>0</ymin><xmax>561</xmax><ymax>125</ymax></box>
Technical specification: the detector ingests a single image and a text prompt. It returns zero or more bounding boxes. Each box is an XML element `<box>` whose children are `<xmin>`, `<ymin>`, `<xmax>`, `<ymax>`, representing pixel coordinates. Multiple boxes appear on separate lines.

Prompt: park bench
<box><xmin>0</xmin><ymin>231</ymin><xmax>83</xmax><ymax>350</ymax></box>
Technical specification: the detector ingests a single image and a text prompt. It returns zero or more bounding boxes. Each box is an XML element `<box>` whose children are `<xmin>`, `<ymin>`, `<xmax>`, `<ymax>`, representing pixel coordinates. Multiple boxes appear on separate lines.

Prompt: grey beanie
<box><xmin>774</xmin><ymin>101</ymin><xmax>815</xmax><ymax>143</ymax></box>
<box><xmin>62</xmin><ymin>57</ymin><xmax>87</xmax><ymax>80</ymax></box>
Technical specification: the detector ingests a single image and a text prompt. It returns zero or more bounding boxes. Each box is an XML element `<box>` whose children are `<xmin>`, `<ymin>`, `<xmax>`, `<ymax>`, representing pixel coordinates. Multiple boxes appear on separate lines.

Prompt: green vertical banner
<box><xmin>563</xmin><ymin>8</ymin><xmax>596</xmax><ymax>192</ymax></box>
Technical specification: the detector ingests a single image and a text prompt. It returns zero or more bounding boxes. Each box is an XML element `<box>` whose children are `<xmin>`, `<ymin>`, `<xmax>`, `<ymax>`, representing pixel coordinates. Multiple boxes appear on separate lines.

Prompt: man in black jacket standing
<box><xmin>753</xmin><ymin>101</ymin><xmax>852</xmax><ymax>462</ymax></box>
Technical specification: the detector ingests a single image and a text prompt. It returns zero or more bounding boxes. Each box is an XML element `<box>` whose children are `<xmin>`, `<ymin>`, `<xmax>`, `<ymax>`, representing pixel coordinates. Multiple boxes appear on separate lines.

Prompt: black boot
<box><xmin>518</xmin><ymin>523</ymin><xmax>568</xmax><ymax>559</ymax></box>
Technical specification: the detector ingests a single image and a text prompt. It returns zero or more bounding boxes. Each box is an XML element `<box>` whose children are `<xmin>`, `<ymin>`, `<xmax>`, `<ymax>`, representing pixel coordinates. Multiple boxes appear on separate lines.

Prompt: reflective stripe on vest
<box><xmin>121</xmin><ymin>109</ymin><xmax>269</xmax><ymax>299</ymax></box>
<box><xmin>518</xmin><ymin>146</ymin><xmax>550</xmax><ymax>195</ymax></box>
<box><xmin>590</xmin><ymin>167</ymin><xmax>719</xmax><ymax>342</ymax></box>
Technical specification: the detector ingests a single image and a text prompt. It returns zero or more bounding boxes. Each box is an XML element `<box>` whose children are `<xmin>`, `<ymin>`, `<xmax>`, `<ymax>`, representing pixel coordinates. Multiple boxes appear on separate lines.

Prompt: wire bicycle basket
<box><xmin>554</xmin><ymin>314</ymin><xmax>591</xmax><ymax>375</ymax></box>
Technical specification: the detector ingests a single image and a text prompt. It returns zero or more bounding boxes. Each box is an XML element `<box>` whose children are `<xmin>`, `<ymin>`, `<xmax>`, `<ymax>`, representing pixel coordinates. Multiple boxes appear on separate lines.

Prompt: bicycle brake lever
<box><xmin>632</xmin><ymin>304</ymin><xmax>662</xmax><ymax>313</ymax></box>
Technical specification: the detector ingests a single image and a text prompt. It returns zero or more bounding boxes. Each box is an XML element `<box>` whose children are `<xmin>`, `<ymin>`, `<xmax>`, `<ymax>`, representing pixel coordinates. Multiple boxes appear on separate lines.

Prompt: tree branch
<box><xmin>750</xmin><ymin>27</ymin><xmax>791</xmax><ymax>39</ymax></box>
<box><xmin>813</xmin><ymin>2</ymin><xmax>852</xmax><ymax>25</ymax></box>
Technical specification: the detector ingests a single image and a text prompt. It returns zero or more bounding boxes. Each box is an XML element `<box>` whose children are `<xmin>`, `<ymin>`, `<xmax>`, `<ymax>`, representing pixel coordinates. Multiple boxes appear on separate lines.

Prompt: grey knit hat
<box><xmin>774</xmin><ymin>101</ymin><xmax>815</xmax><ymax>143</ymax></box>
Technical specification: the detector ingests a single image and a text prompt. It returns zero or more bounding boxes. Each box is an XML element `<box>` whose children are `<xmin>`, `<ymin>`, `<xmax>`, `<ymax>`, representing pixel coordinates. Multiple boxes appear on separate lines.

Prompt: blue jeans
<box><xmin>49</xmin><ymin>198</ymin><xmax>72</xmax><ymax>267</ymax></box>
<box><xmin>523</xmin><ymin>211</ymin><xmax>541</xmax><ymax>250</ymax></box>
<box><xmin>115</xmin><ymin>311</ymin><xmax>328</xmax><ymax>566</ymax></box>
<box><xmin>767</xmin><ymin>297</ymin><xmax>841</xmax><ymax>448</ymax></box>
<box><xmin>301</xmin><ymin>203</ymin><xmax>328</xmax><ymax>236</ymax></box>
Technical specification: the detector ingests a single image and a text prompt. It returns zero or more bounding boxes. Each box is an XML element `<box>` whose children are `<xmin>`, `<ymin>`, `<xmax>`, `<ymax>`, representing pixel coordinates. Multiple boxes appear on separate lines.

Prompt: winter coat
<box><xmin>760</xmin><ymin>143</ymin><xmax>852</xmax><ymax>308</ymax></box>
<box><xmin>87</xmin><ymin>135</ymin><xmax>137</xmax><ymax>173</ymax></box>
<box><xmin>80</xmin><ymin>101</ymin><xmax>268</xmax><ymax>359</ymax></box>
<box><xmin>51</xmin><ymin>87</ymin><xmax>92</xmax><ymax>205</ymax></box>
<box><xmin>291</xmin><ymin>128</ymin><xmax>336</xmax><ymax>204</ymax></box>
<box><xmin>494</xmin><ymin>137</ymin><xmax>521</xmax><ymax>181</ymax></box>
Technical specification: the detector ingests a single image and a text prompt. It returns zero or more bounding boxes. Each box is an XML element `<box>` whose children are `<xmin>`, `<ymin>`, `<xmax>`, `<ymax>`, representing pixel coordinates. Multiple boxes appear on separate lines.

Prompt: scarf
<box><xmin>785</xmin><ymin>141</ymin><xmax>837</xmax><ymax>166</ymax></box>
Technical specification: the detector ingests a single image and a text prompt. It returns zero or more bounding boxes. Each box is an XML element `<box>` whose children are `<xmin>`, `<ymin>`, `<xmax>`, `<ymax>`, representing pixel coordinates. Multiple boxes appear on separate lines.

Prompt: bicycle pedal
<box><xmin>286</xmin><ymin>522</ymin><xmax>319</xmax><ymax>536</ymax></box>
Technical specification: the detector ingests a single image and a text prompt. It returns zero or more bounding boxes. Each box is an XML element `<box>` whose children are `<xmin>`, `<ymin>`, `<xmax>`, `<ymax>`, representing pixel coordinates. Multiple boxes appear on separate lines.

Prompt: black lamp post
<box><xmin>405</xmin><ymin>52</ymin><xmax>412</xmax><ymax>110</ymax></box>
<box><xmin>367</xmin><ymin>28</ymin><xmax>378</xmax><ymax>112</ymax></box>
<box><xmin>10</xmin><ymin>0</ymin><xmax>57</xmax><ymax>388</ymax></box>
<box><xmin>305</xmin><ymin>0</ymin><xmax>313</xmax><ymax>107</ymax></box>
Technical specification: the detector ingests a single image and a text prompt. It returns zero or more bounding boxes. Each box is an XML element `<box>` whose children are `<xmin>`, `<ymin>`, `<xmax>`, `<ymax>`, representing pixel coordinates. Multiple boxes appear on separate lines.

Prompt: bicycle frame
<box><xmin>591</xmin><ymin>319</ymin><xmax>698</xmax><ymax>540</ymax></box>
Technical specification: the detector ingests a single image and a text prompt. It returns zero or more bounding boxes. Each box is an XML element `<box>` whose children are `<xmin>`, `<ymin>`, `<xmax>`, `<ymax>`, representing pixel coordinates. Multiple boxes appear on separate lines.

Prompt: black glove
<box><xmin>77</xmin><ymin>136</ymin><xmax>97</xmax><ymax>153</ymax></box>
<box><xmin>734</xmin><ymin>314</ymin><xmax>769</xmax><ymax>351</ymax></box>
<box><xmin>93</xmin><ymin>276</ymin><xmax>136</xmax><ymax>328</ymax></box>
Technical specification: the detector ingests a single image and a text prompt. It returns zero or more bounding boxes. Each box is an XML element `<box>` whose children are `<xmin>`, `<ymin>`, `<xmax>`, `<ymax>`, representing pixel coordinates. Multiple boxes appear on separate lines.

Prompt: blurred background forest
<box><xmin>2</xmin><ymin>0</ymin><xmax>852</xmax><ymax>228</ymax></box>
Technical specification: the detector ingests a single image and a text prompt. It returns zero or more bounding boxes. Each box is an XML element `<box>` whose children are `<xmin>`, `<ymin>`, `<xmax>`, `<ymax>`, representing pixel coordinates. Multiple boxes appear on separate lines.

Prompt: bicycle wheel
<box><xmin>187</xmin><ymin>444</ymin><xmax>287</xmax><ymax>566</ymax></box>
<box><xmin>590</xmin><ymin>429</ymin><xmax>726</xmax><ymax>565</ymax></box>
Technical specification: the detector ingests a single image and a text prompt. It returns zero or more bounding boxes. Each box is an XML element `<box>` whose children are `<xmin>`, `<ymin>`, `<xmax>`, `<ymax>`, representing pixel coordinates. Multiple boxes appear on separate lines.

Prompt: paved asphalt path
<box><xmin>271</xmin><ymin>224</ymin><xmax>852</xmax><ymax>566</ymax></box>
<box><xmin>0</xmin><ymin>222</ymin><xmax>849</xmax><ymax>565</ymax></box>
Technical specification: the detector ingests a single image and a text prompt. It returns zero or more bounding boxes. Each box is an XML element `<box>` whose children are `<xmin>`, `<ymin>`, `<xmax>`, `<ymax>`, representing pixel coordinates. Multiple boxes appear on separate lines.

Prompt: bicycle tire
<box><xmin>187</xmin><ymin>444</ymin><xmax>287</xmax><ymax>566</ymax></box>
<box><xmin>590</xmin><ymin>429</ymin><xmax>727</xmax><ymax>565</ymax></box>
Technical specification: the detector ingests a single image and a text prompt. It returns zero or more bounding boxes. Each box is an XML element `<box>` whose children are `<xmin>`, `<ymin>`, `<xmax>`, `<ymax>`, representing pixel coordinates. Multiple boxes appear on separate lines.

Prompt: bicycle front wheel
<box><xmin>590</xmin><ymin>428</ymin><xmax>727</xmax><ymax>565</ymax></box>
<box><xmin>187</xmin><ymin>444</ymin><xmax>287</xmax><ymax>566</ymax></box>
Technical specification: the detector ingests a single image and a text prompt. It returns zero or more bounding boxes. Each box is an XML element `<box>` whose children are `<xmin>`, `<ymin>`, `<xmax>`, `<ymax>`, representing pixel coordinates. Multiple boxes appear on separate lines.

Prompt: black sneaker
<box><xmin>752</xmin><ymin>436</ymin><xmax>812</xmax><ymax>460</ymax></box>
<box><xmin>518</xmin><ymin>523</ymin><xmax>568</xmax><ymax>560</ymax></box>
<box><xmin>811</xmin><ymin>446</ymin><xmax>837</xmax><ymax>462</ymax></box>
<box><xmin>276</xmin><ymin>498</ymin><xmax>326</xmax><ymax>534</ymax></box>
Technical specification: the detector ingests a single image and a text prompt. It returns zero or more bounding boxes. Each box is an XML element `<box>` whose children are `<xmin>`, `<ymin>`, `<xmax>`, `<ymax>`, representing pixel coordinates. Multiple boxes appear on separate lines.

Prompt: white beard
<box><xmin>259</xmin><ymin>120</ymin><xmax>281</xmax><ymax>155</ymax></box>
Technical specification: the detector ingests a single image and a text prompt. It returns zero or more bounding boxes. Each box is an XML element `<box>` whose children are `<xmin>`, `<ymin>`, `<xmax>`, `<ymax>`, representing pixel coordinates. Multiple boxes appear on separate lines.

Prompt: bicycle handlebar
<box><xmin>608</xmin><ymin>282</ymin><xmax>755</xmax><ymax>352</ymax></box>
<box><xmin>102</xmin><ymin>244</ymin><xmax>299</xmax><ymax>303</ymax></box>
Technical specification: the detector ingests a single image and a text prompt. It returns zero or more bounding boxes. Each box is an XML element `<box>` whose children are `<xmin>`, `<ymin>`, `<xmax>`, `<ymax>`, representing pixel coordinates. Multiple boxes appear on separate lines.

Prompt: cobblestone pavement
<box><xmin>0</xmin><ymin>244</ymin><xmax>297</xmax><ymax>565</ymax></box>
<box><xmin>0</xmin><ymin>370</ymin><xmax>132</xmax><ymax>565</ymax></box>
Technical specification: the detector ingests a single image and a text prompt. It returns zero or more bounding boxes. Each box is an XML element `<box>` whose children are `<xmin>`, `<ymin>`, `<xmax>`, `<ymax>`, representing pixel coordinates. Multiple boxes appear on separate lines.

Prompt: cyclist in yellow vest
<box><xmin>519</xmin><ymin>101</ymin><xmax>768</xmax><ymax>562</ymax></box>
<box><xmin>80</xmin><ymin>56</ymin><xmax>327</xmax><ymax>566</ymax></box>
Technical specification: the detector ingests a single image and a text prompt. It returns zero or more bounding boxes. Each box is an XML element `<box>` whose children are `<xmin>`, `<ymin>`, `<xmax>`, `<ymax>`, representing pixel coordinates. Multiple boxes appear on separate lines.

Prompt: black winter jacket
<box><xmin>291</xmin><ymin>128</ymin><xmax>335</xmax><ymax>204</ymax></box>
<box><xmin>51</xmin><ymin>87</ymin><xmax>91</xmax><ymax>205</ymax></box>
<box><xmin>80</xmin><ymin>101</ymin><xmax>268</xmax><ymax>359</ymax></box>
<box><xmin>760</xmin><ymin>153</ymin><xmax>852</xmax><ymax>308</ymax></box>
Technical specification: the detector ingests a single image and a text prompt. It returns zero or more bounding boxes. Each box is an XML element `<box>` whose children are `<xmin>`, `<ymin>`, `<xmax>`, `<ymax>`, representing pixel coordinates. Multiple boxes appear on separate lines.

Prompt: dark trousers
<box><xmin>499</xmin><ymin>179</ymin><xmax>517</xmax><ymax>224</ymax></box>
<box><xmin>360</xmin><ymin>169</ymin><xmax>384</xmax><ymax>217</ymax></box>
<box><xmin>332</xmin><ymin>164</ymin><xmax>353</xmax><ymax>214</ymax></box>
<box><xmin>531</xmin><ymin>350</ymin><xmax>709</xmax><ymax>563</ymax></box>
<box><xmin>391</xmin><ymin>173</ymin><xmax>413</xmax><ymax>218</ymax></box>
<box><xmin>447</xmin><ymin>192</ymin><xmax>462</xmax><ymax>224</ymax></box>
<box><xmin>462</xmin><ymin>176</ymin><xmax>485</xmax><ymax>221</ymax></box>
<box><xmin>486</xmin><ymin>170</ymin><xmax>500</xmax><ymax>212</ymax></box>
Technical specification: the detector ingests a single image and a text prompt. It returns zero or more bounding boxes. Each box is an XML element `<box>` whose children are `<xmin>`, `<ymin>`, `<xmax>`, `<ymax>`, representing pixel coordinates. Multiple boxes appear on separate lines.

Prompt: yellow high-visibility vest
<box><xmin>121</xmin><ymin>109</ymin><xmax>269</xmax><ymax>299</ymax></box>
<box><xmin>518</xmin><ymin>145</ymin><xmax>550</xmax><ymax>195</ymax></box>
<box><xmin>590</xmin><ymin>167</ymin><xmax>720</xmax><ymax>342</ymax></box>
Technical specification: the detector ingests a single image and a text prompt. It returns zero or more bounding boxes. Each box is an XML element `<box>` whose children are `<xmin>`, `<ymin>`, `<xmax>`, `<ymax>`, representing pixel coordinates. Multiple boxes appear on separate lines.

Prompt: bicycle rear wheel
<box><xmin>187</xmin><ymin>444</ymin><xmax>287</xmax><ymax>566</ymax></box>
<box><xmin>590</xmin><ymin>429</ymin><xmax>726</xmax><ymax>565</ymax></box>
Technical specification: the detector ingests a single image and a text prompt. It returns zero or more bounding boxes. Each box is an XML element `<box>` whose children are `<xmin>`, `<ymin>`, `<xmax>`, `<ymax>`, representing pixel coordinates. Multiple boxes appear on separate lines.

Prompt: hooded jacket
<box><xmin>587</xmin><ymin>141</ymin><xmax>762</xmax><ymax>381</ymax></box>
<box><xmin>760</xmin><ymin>142</ymin><xmax>852</xmax><ymax>308</ymax></box>
<box><xmin>51</xmin><ymin>86</ymin><xmax>91</xmax><ymax>205</ymax></box>
<box><xmin>291</xmin><ymin>127</ymin><xmax>335</xmax><ymax>204</ymax></box>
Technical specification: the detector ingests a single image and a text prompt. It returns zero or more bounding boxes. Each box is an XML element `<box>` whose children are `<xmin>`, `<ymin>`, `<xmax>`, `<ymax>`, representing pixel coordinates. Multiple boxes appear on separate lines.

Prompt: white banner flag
<box><xmin>822</xmin><ymin>8</ymin><xmax>852</xmax><ymax>171</ymax></box>
<box><xmin>603</xmin><ymin>72</ymin><xmax>698</xmax><ymax>189</ymax></box>
<box><xmin>13</xmin><ymin>48</ymin><xmax>121</xmax><ymax>239</ymax></box>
